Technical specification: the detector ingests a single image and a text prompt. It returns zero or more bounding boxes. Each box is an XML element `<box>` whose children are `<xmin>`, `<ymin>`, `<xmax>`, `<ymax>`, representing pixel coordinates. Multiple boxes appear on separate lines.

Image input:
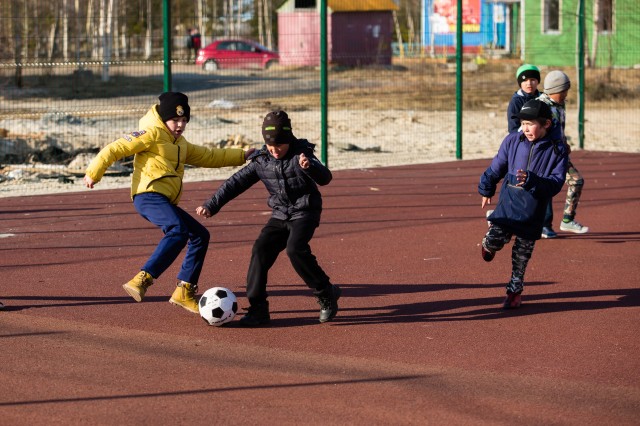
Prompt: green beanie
<box><xmin>516</xmin><ymin>64</ymin><xmax>541</xmax><ymax>84</ymax></box>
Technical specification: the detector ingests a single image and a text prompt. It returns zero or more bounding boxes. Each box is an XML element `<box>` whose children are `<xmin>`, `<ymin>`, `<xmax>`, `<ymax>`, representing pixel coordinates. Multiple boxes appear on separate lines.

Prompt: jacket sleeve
<box><xmin>202</xmin><ymin>162</ymin><xmax>260</xmax><ymax>215</ymax></box>
<box><xmin>524</xmin><ymin>146</ymin><xmax>568</xmax><ymax>199</ymax></box>
<box><xmin>184</xmin><ymin>142</ymin><xmax>246</xmax><ymax>169</ymax></box>
<box><xmin>506</xmin><ymin>96</ymin><xmax>522</xmax><ymax>134</ymax></box>
<box><xmin>302</xmin><ymin>153</ymin><xmax>332</xmax><ymax>186</ymax></box>
<box><xmin>85</xmin><ymin>129</ymin><xmax>153</xmax><ymax>182</ymax></box>
<box><xmin>478</xmin><ymin>134</ymin><xmax>511</xmax><ymax>197</ymax></box>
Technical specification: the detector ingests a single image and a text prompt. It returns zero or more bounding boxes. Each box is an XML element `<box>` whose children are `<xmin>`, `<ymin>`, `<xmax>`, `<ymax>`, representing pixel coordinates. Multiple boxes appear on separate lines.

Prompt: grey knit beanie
<box><xmin>544</xmin><ymin>71</ymin><xmax>571</xmax><ymax>95</ymax></box>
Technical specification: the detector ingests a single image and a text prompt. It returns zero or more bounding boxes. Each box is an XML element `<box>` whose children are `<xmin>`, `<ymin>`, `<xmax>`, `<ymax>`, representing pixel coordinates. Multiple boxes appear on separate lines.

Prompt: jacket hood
<box><xmin>140</xmin><ymin>105</ymin><xmax>172</xmax><ymax>137</ymax></box>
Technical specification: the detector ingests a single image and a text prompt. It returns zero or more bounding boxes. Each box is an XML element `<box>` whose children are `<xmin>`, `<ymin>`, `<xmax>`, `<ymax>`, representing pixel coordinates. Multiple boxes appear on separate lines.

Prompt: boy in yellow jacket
<box><xmin>84</xmin><ymin>92</ymin><xmax>254</xmax><ymax>313</ymax></box>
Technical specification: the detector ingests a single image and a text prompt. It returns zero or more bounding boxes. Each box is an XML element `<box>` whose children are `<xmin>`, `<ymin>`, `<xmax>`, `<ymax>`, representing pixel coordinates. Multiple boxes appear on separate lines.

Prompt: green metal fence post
<box><xmin>455</xmin><ymin>0</ymin><xmax>463</xmax><ymax>160</ymax></box>
<box><xmin>163</xmin><ymin>0</ymin><xmax>172</xmax><ymax>92</ymax></box>
<box><xmin>320</xmin><ymin>0</ymin><xmax>328</xmax><ymax>165</ymax></box>
<box><xmin>578</xmin><ymin>0</ymin><xmax>585</xmax><ymax>149</ymax></box>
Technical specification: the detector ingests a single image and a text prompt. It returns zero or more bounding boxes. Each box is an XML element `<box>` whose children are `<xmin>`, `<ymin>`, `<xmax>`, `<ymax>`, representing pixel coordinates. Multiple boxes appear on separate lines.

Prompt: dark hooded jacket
<box><xmin>202</xmin><ymin>139</ymin><xmax>332</xmax><ymax>221</ymax></box>
<box><xmin>479</xmin><ymin>131</ymin><xmax>568</xmax><ymax>240</ymax></box>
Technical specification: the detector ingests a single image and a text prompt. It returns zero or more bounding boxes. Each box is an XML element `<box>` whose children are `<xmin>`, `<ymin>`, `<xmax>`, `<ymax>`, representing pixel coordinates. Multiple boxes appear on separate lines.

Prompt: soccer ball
<box><xmin>198</xmin><ymin>287</ymin><xmax>238</xmax><ymax>326</ymax></box>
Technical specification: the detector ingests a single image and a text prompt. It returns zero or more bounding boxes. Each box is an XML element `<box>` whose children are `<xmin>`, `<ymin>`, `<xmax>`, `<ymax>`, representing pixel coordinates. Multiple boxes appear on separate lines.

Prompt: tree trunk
<box><xmin>47</xmin><ymin>4</ymin><xmax>58</xmax><ymax>61</ymax></box>
<box><xmin>101</xmin><ymin>0</ymin><xmax>114</xmax><ymax>82</ymax></box>
<box><xmin>264</xmin><ymin>0</ymin><xmax>272</xmax><ymax>50</ymax></box>
<box><xmin>257</xmin><ymin>0</ymin><xmax>264</xmax><ymax>46</ymax></box>
<box><xmin>74</xmin><ymin>0</ymin><xmax>82</xmax><ymax>62</ymax></box>
<box><xmin>145</xmin><ymin>0</ymin><xmax>152</xmax><ymax>59</ymax></box>
<box><xmin>62</xmin><ymin>0</ymin><xmax>69</xmax><ymax>60</ymax></box>
<box><xmin>9</xmin><ymin>0</ymin><xmax>23</xmax><ymax>87</ymax></box>
<box><xmin>21</xmin><ymin>0</ymin><xmax>29</xmax><ymax>60</ymax></box>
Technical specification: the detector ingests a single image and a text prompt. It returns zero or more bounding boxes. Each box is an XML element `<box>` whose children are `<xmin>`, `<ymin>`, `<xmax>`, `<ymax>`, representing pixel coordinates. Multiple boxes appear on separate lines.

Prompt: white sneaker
<box><xmin>486</xmin><ymin>209</ymin><xmax>494</xmax><ymax>228</ymax></box>
<box><xmin>560</xmin><ymin>220</ymin><xmax>589</xmax><ymax>234</ymax></box>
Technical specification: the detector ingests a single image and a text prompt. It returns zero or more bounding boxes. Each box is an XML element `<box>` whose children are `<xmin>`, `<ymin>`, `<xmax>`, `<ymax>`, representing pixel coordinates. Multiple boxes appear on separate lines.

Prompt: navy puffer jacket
<box><xmin>203</xmin><ymin>139</ymin><xmax>332</xmax><ymax>221</ymax></box>
<box><xmin>479</xmin><ymin>131</ymin><xmax>568</xmax><ymax>239</ymax></box>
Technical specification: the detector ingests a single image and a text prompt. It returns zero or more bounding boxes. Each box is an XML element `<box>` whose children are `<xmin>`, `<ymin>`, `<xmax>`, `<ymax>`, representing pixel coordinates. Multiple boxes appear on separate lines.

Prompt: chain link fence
<box><xmin>1</xmin><ymin>0</ymin><xmax>639</xmax><ymax>197</ymax></box>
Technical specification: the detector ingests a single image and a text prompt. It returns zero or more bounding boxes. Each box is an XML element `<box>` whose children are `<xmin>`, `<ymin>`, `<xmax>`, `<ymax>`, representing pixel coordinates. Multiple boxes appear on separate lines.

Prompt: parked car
<box><xmin>195</xmin><ymin>39</ymin><xmax>279</xmax><ymax>71</ymax></box>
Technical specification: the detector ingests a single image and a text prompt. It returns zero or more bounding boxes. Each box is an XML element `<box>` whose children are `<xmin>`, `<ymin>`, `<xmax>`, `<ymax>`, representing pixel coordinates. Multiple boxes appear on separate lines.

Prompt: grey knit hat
<box><xmin>544</xmin><ymin>71</ymin><xmax>571</xmax><ymax>95</ymax></box>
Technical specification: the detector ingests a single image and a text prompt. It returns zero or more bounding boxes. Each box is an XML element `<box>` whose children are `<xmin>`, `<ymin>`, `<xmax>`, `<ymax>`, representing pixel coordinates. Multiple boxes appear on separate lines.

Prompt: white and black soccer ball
<box><xmin>199</xmin><ymin>287</ymin><xmax>238</xmax><ymax>326</ymax></box>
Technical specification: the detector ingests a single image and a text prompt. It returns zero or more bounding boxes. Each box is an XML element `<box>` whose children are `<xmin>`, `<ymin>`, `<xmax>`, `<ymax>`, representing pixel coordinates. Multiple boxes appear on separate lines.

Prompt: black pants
<box><xmin>246</xmin><ymin>217</ymin><xmax>331</xmax><ymax>304</ymax></box>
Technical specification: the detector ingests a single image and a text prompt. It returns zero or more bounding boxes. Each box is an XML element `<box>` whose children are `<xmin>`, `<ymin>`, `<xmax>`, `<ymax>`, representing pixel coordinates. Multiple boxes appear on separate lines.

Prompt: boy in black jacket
<box><xmin>196</xmin><ymin>111</ymin><xmax>340</xmax><ymax>326</ymax></box>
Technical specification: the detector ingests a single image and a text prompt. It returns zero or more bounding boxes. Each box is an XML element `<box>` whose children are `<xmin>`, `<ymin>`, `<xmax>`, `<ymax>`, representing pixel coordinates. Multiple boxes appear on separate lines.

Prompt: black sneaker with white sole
<box><xmin>317</xmin><ymin>285</ymin><xmax>341</xmax><ymax>323</ymax></box>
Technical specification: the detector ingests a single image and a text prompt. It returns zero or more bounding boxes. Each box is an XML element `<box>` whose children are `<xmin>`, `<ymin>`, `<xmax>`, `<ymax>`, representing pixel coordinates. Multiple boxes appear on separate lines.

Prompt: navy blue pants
<box><xmin>133</xmin><ymin>192</ymin><xmax>210</xmax><ymax>286</ymax></box>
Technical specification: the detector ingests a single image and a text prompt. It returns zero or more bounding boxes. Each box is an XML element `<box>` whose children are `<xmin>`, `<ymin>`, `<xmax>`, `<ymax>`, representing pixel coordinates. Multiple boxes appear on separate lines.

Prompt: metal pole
<box><xmin>163</xmin><ymin>0</ymin><xmax>172</xmax><ymax>92</ymax></box>
<box><xmin>577</xmin><ymin>0</ymin><xmax>585</xmax><ymax>149</ymax></box>
<box><xmin>320</xmin><ymin>0</ymin><xmax>328</xmax><ymax>165</ymax></box>
<box><xmin>455</xmin><ymin>0</ymin><xmax>463</xmax><ymax>160</ymax></box>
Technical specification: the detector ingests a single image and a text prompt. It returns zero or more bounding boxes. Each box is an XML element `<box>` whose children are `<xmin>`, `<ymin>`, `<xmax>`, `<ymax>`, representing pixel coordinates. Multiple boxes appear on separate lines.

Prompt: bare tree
<box><xmin>62</xmin><ymin>0</ymin><xmax>69</xmax><ymax>60</ymax></box>
<box><xmin>257</xmin><ymin>0</ymin><xmax>264</xmax><ymax>45</ymax></box>
<box><xmin>74</xmin><ymin>0</ymin><xmax>83</xmax><ymax>61</ymax></box>
<box><xmin>21</xmin><ymin>0</ymin><xmax>29</xmax><ymax>60</ymax></box>
<box><xmin>46</xmin><ymin>4</ymin><xmax>58</xmax><ymax>61</ymax></box>
<box><xmin>144</xmin><ymin>0</ymin><xmax>152</xmax><ymax>59</ymax></box>
<box><xmin>264</xmin><ymin>0</ymin><xmax>272</xmax><ymax>49</ymax></box>
<box><xmin>101</xmin><ymin>0</ymin><xmax>114</xmax><ymax>81</ymax></box>
<box><xmin>9</xmin><ymin>0</ymin><xmax>23</xmax><ymax>87</ymax></box>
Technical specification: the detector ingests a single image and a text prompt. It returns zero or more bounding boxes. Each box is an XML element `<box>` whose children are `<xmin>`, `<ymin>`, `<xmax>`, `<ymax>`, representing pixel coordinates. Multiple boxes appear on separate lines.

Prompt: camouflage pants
<box><xmin>482</xmin><ymin>225</ymin><xmax>536</xmax><ymax>294</ymax></box>
<box><xmin>563</xmin><ymin>160</ymin><xmax>584</xmax><ymax>220</ymax></box>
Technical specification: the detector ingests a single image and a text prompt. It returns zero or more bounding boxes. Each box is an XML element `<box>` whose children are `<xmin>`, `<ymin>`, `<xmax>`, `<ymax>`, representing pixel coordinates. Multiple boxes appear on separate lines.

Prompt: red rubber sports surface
<box><xmin>1</xmin><ymin>151</ymin><xmax>639</xmax><ymax>424</ymax></box>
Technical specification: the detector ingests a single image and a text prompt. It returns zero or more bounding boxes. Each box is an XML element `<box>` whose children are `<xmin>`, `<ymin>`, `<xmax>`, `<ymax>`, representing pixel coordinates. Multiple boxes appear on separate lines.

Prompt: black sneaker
<box><xmin>239</xmin><ymin>302</ymin><xmax>270</xmax><ymax>327</ymax></box>
<box><xmin>317</xmin><ymin>285</ymin><xmax>341</xmax><ymax>323</ymax></box>
<box><xmin>481</xmin><ymin>244</ymin><xmax>495</xmax><ymax>262</ymax></box>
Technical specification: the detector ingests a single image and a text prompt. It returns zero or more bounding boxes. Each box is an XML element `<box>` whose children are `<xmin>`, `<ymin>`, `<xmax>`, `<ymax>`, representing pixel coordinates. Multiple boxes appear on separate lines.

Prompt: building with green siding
<box><xmin>521</xmin><ymin>0</ymin><xmax>640</xmax><ymax>68</ymax></box>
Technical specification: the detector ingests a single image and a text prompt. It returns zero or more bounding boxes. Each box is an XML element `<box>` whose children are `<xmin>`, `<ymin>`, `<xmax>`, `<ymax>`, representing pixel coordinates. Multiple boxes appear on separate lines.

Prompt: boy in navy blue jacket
<box><xmin>507</xmin><ymin>64</ymin><xmax>541</xmax><ymax>134</ymax></box>
<box><xmin>196</xmin><ymin>111</ymin><xmax>340</xmax><ymax>326</ymax></box>
<box><xmin>479</xmin><ymin>100</ymin><xmax>568</xmax><ymax>309</ymax></box>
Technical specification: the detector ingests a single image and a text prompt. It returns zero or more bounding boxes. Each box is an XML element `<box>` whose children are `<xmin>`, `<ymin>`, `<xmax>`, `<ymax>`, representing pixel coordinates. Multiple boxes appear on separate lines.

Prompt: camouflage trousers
<box><xmin>482</xmin><ymin>225</ymin><xmax>536</xmax><ymax>294</ymax></box>
<box><xmin>563</xmin><ymin>160</ymin><xmax>584</xmax><ymax>220</ymax></box>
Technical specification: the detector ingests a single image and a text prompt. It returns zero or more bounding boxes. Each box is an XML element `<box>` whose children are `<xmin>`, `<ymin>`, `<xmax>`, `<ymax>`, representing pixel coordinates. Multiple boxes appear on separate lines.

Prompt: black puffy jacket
<box><xmin>202</xmin><ymin>139</ymin><xmax>332</xmax><ymax>221</ymax></box>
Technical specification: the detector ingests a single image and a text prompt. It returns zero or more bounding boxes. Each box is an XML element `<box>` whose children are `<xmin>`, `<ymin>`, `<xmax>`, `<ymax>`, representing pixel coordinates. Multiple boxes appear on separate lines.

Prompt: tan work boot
<box><xmin>122</xmin><ymin>271</ymin><xmax>154</xmax><ymax>302</ymax></box>
<box><xmin>169</xmin><ymin>281</ymin><xmax>200</xmax><ymax>314</ymax></box>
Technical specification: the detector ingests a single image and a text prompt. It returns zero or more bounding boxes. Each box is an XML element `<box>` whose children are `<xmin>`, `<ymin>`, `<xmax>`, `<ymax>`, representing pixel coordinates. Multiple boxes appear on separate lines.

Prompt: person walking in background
<box><xmin>196</xmin><ymin>110</ymin><xmax>340</xmax><ymax>326</ymax></box>
<box><xmin>188</xmin><ymin>28</ymin><xmax>201</xmax><ymax>63</ymax></box>
<box><xmin>507</xmin><ymin>64</ymin><xmax>542</xmax><ymax>134</ymax></box>
<box><xmin>83</xmin><ymin>92</ymin><xmax>253</xmax><ymax>314</ymax></box>
<box><xmin>480</xmin><ymin>100</ymin><xmax>568</xmax><ymax>309</ymax></box>
<box><xmin>538</xmin><ymin>70</ymin><xmax>590</xmax><ymax>236</ymax></box>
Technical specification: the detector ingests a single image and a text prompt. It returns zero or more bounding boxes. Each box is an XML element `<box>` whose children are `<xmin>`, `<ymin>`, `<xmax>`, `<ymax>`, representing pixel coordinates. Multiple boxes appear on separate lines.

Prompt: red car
<box><xmin>195</xmin><ymin>39</ymin><xmax>279</xmax><ymax>71</ymax></box>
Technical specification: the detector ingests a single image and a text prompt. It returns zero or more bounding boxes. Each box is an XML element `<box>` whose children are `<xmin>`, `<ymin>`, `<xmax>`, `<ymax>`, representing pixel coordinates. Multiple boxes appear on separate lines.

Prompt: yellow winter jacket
<box><xmin>85</xmin><ymin>105</ymin><xmax>246</xmax><ymax>204</ymax></box>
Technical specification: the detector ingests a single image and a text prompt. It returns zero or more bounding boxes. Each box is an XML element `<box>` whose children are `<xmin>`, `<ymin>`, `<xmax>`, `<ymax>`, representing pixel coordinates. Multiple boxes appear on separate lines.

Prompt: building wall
<box><xmin>524</xmin><ymin>0</ymin><xmax>640</xmax><ymax>67</ymax></box>
<box><xmin>278</xmin><ymin>10</ymin><xmax>394</xmax><ymax>66</ymax></box>
<box><xmin>278</xmin><ymin>12</ymin><xmax>322</xmax><ymax>66</ymax></box>
<box><xmin>331</xmin><ymin>12</ymin><xmax>394</xmax><ymax>66</ymax></box>
<box><xmin>421</xmin><ymin>0</ymin><xmax>498</xmax><ymax>54</ymax></box>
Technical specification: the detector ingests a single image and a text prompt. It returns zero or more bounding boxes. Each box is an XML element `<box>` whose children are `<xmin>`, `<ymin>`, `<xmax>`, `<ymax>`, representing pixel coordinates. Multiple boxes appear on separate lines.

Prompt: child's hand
<box><xmin>299</xmin><ymin>153</ymin><xmax>310</xmax><ymax>169</ymax></box>
<box><xmin>244</xmin><ymin>148</ymin><xmax>256</xmax><ymax>160</ymax></box>
<box><xmin>195</xmin><ymin>206</ymin><xmax>212</xmax><ymax>218</ymax></box>
<box><xmin>481</xmin><ymin>196</ymin><xmax>492</xmax><ymax>208</ymax></box>
<box><xmin>516</xmin><ymin>169</ymin><xmax>527</xmax><ymax>187</ymax></box>
<box><xmin>83</xmin><ymin>175</ymin><xmax>96</xmax><ymax>189</ymax></box>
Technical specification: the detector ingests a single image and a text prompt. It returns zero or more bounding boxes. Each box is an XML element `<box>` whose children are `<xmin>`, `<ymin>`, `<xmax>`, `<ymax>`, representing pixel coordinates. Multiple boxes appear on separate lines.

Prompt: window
<box><xmin>543</xmin><ymin>0</ymin><xmax>560</xmax><ymax>33</ymax></box>
<box><xmin>597</xmin><ymin>0</ymin><xmax>613</xmax><ymax>33</ymax></box>
<box><xmin>295</xmin><ymin>0</ymin><xmax>316</xmax><ymax>8</ymax></box>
